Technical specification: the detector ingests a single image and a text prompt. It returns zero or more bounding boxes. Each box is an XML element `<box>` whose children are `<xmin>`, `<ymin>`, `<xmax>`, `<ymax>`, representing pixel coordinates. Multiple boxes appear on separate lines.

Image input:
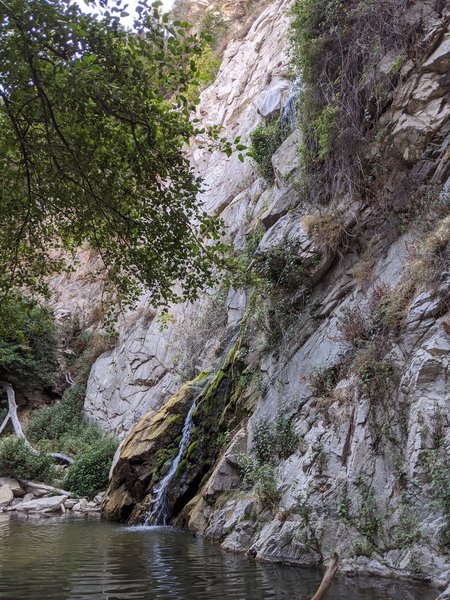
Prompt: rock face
<box><xmin>61</xmin><ymin>0</ymin><xmax>450</xmax><ymax>588</ymax></box>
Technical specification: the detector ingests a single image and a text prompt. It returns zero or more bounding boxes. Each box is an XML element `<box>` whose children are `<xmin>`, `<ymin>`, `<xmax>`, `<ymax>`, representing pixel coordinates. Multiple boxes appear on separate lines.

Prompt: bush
<box><xmin>254</xmin><ymin>463</ymin><xmax>280</xmax><ymax>509</ymax></box>
<box><xmin>27</xmin><ymin>382</ymin><xmax>86</xmax><ymax>445</ymax></box>
<box><xmin>249</xmin><ymin>117</ymin><xmax>284</xmax><ymax>181</ymax></box>
<box><xmin>0</xmin><ymin>436</ymin><xmax>57</xmax><ymax>483</ymax></box>
<box><xmin>290</xmin><ymin>0</ymin><xmax>420</xmax><ymax>202</ymax></box>
<box><xmin>253</xmin><ymin>420</ymin><xmax>274</xmax><ymax>464</ymax></box>
<box><xmin>309</xmin><ymin>365</ymin><xmax>340</xmax><ymax>399</ymax></box>
<box><xmin>65</xmin><ymin>437</ymin><xmax>118</xmax><ymax>498</ymax></box>
<box><xmin>237</xmin><ymin>455</ymin><xmax>280</xmax><ymax>509</ymax></box>
<box><xmin>274</xmin><ymin>415</ymin><xmax>298</xmax><ymax>459</ymax></box>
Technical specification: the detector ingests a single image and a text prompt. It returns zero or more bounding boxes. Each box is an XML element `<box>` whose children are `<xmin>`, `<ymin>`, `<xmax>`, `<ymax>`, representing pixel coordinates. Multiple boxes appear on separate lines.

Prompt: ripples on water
<box><xmin>0</xmin><ymin>514</ymin><xmax>437</xmax><ymax>600</ymax></box>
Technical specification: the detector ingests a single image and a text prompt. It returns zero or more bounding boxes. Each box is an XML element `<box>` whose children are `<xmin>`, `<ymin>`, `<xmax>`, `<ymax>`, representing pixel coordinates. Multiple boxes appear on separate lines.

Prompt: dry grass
<box><xmin>303</xmin><ymin>213</ymin><xmax>348</xmax><ymax>255</ymax></box>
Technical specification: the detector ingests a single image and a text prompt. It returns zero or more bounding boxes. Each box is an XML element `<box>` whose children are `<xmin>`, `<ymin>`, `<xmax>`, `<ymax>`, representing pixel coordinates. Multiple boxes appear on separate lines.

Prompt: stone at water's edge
<box><xmin>14</xmin><ymin>495</ymin><xmax>67</xmax><ymax>513</ymax></box>
<box><xmin>0</xmin><ymin>486</ymin><xmax>14</xmax><ymax>508</ymax></box>
<box><xmin>0</xmin><ymin>477</ymin><xmax>24</xmax><ymax>497</ymax></box>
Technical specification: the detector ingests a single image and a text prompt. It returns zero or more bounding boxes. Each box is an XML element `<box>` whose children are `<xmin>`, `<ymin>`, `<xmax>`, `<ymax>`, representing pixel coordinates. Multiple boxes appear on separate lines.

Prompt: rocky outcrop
<box><xmin>88</xmin><ymin>0</ymin><xmax>450</xmax><ymax>589</ymax></box>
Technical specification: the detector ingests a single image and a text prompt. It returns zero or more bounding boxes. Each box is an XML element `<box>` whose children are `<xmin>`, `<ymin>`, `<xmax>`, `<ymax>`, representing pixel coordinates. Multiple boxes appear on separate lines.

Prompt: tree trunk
<box><xmin>0</xmin><ymin>381</ymin><xmax>74</xmax><ymax>464</ymax></box>
<box><xmin>310</xmin><ymin>549</ymin><xmax>340</xmax><ymax>600</ymax></box>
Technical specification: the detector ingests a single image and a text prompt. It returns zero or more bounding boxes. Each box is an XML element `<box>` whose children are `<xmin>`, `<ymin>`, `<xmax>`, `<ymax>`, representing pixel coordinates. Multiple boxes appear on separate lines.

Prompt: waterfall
<box><xmin>280</xmin><ymin>77</ymin><xmax>302</xmax><ymax>136</ymax></box>
<box><xmin>145</xmin><ymin>332</ymin><xmax>239</xmax><ymax>526</ymax></box>
<box><xmin>145</xmin><ymin>397</ymin><xmax>199</xmax><ymax>525</ymax></box>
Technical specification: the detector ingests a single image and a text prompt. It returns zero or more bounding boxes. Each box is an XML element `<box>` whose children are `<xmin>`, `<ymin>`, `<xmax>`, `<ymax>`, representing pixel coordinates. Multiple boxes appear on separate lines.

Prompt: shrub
<box><xmin>253</xmin><ymin>420</ymin><xmax>274</xmax><ymax>464</ymax></box>
<box><xmin>352</xmin><ymin>342</ymin><xmax>393</xmax><ymax>398</ymax></box>
<box><xmin>254</xmin><ymin>463</ymin><xmax>280</xmax><ymax>509</ymax></box>
<box><xmin>27</xmin><ymin>382</ymin><xmax>86</xmax><ymax>445</ymax></box>
<box><xmin>0</xmin><ymin>436</ymin><xmax>57</xmax><ymax>483</ymax></box>
<box><xmin>302</xmin><ymin>213</ymin><xmax>346</xmax><ymax>254</ymax></box>
<box><xmin>274</xmin><ymin>415</ymin><xmax>298</xmax><ymax>459</ymax></box>
<box><xmin>309</xmin><ymin>365</ymin><xmax>340</xmax><ymax>399</ymax></box>
<box><xmin>337</xmin><ymin>306</ymin><xmax>370</xmax><ymax>347</ymax></box>
<box><xmin>65</xmin><ymin>437</ymin><xmax>118</xmax><ymax>498</ymax></box>
<box><xmin>237</xmin><ymin>455</ymin><xmax>280</xmax><ymax>509</ymax></box>
<box><xmin>255</xmin><ymin>240</ymin><xmax>307</xmax><ymax>292</ymax></box>
<box><xmin>290</xmin><ymin>0</ymin><xmax>420</xmax><ymax>203</ymax></box>
<box><xmin>249</xmin><ymin>117</ymin><xmax>284</xmax><ymax>181</ymax></box>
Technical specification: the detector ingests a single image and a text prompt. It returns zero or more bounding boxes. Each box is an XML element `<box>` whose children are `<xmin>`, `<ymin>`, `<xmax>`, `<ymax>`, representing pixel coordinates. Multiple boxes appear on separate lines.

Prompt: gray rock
<box><xmin>423</xmin><ymin>32</ymin><xmax>450</xmax><ymax>74</ymax></box>
<box><xmin>0</xmin><ymin>477</ymin><xmax>25</xmax><ymax>497</ymax></box>
<box><xmin>271</xmin><ymin>130</ymin><xmax>301</xmax><ymax>187</ymax></box>
<box><xmin>257</xmin><ymin>79</ymin><xmax>291</xmax><ymax>118</ymax></box>
<box><xmin>0</xmin><ymin>485</ymin><xmax>14</xmax><ymax>508</ymax></box>
<box><xmin>437</xmin><ymin>583</ymin><xmax>450</xmax><ymax>600</ymax></box>
<box><xmin>15</xmin><ymin>495</ymin><xmax>67</xmax><ymax>513</ymax></box>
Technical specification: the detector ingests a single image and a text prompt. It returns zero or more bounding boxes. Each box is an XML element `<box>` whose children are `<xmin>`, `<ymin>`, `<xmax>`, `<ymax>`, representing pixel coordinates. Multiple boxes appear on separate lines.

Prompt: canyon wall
<box><xmin>59</xmin><ymin>0</ymin><xmax>449</xmax><ymax>588</ymax></box>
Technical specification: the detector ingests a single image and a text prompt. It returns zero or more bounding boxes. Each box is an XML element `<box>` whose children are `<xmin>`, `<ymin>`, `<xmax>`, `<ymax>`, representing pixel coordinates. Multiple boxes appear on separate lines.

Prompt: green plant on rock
<box><xmin>422</xmin><ymin>448</ymin><xmax>450</xmax><ymax>548</ymax></box>
<box><xmin>309</xmin><ymin>365</ymin><xmax>340</xmax><ymax>399</ymax></box>
<box><xmin>393</xmin><ymin>503</ymin><xmax>420</xmax><ymax>549</ymax></box>
<box><xmin>255</xmin><ymin>240</ymin><xmax>308</xmax><ymax>293</ymax></box>
<box><xmin>237</xmin><ymin>454</ymin><xmax>280</xmax><ymax>510</ymax></box>
<box><xmin>253</xmin><ymin>420</ymin><xmax>275</xmax><ymax>464</ymax></box>
<box><xmin>254</xmin><ymin>463</ymin><xmax>281</xmax><ymax>509</ymax></box>
<box><xmin>0</xmin><ymin>436</ymin><xmax>57</xmax><ymax>483</ymax></box>
<box><xmin>352</xmin><ymin>342</ymin><xmax>393</xmax><ymax>399</ymax></box>
<box><xmin>338</xmin><ymin>487</ymin><xmax>351</xmax><ymax>523</ymax></box>
<box><xmin>355</xmin><ymin>477</ymin><xmax>382</xmax><ymax>546</ymax></box>
<box><xmin>274</xmin><ymin>415</ymin><xmax>299</xmax><ymax>459</ymax></box>
<box><xmin>65</xmin><ymin>437</ymin><xmax>118</xmax><ymax>499</ymax></box>
<box><xmin>249</xmin><ymin>117</ymin><xmax>284</xmax><ymax>181</ymax></box>
<box><xmin>290</xmin><ymin>0</ymin><xmax>419</xmax><ymax>203</ymax></box>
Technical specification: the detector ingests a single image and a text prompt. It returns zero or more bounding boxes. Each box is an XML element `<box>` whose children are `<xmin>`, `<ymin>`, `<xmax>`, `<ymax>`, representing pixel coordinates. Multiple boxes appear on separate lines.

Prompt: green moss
<box><xmin>186</xmin><ymin>441</ymin><xmax>198</xmax><ymax>459</ymax></box>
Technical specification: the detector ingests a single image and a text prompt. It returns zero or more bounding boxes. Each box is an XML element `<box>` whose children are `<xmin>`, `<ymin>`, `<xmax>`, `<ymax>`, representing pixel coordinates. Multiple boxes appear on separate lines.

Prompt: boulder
<box><xmin>0</xmin><ymin>485</ymin><xmax>14</xmax><ymax>508</ymax></box>
<box><xmin>0</xmin><ymin>477</ymin><xmax>25</xmax><ymax>497</ymax></box>
<box><xmin>72</xmin><ymin>498</ymin><xmax>88</xmax><ymax>512</ymax></box>
<box><xmin>14</xmin><ymin>495</ymin><xmax>67</xmax><ymax>513</ymax></box>
<box><xmin>257</xmin><ymin>79</ymin><xmax>291</xmax><ymax>118</ymax></box>
<box><xmin>271</xmin><ymin>129</ymin><xmax>301</xmax><ymax>187</ymax></box>
<box><xmin>423</xmin><ymin>32</ymin><xmax>450</xmax><ymax>74</ymax></box>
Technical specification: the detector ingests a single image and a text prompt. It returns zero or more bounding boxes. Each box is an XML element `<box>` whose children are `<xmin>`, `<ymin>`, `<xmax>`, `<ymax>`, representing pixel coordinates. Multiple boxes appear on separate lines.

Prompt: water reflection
<box><xmin>0</xmin><ymin>515</ymin><xmax>437</xmax><ymax>600</ymax></box>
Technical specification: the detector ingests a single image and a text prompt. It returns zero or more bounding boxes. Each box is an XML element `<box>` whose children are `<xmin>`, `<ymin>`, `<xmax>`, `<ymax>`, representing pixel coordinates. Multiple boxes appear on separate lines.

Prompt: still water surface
<box><xmin>0</xmin><ymin>514</ymin><xmax>437</xmax><ymax>600</ymax></box>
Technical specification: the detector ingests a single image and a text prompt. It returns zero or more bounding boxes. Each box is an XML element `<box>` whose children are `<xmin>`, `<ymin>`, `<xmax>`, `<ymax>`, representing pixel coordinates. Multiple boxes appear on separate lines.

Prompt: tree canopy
<box><xmin>0</xmin><ymin>0</ymin><xmax>227</xmax><ymax>311</ymax></box>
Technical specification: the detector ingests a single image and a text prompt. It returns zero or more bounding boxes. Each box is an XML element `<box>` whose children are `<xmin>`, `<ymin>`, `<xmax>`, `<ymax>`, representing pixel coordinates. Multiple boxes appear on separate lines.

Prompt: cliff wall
<box><xmin>64</xmin><ymin>0</ymin><xmax>449</xmax><ymax>588</ymax></box>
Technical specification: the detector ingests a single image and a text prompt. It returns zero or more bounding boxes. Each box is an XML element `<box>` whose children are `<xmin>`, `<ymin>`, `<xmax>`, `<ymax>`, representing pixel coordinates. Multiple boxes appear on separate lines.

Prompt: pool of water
<box><xmin>0</xmin><ymin>514</ymin><xmax>437</xmax><ymax>599</ymax></box>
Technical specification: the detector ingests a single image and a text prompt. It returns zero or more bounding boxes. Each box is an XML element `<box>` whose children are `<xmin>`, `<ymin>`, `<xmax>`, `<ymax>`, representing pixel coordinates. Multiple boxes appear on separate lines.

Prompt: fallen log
<box><xmin>18</xmin><ymin>480</ymin><xmax>76</xmax><ymax>498</ymax></box>
<box><xmin>310</xmin><ymin>549</ymin><xmax>340</xmax><ymax>600</ymax></box>
<box><xmin>0</xmin><ymin>381</ymin><xmax>74</xmax><ymax>465</ymax></box>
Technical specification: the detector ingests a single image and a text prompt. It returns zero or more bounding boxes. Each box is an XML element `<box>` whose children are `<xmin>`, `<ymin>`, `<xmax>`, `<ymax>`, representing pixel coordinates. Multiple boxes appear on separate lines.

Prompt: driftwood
<box><xmin>0</xmin><ymin>381</ymin><xmax>74</xmax><ymax>465</ymax></box>
<box><xmin>18</xmin><ymin>479</ymin><xmax>75</xmax><ymax>497</ymax></box>
<box><xmin>310</xmin><ymin>549</ymin><xmax>340</xmax><ymax>600</ymax></box>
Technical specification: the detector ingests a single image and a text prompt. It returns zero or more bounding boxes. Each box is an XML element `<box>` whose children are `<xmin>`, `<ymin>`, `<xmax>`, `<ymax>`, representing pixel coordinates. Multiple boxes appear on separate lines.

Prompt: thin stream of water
<box><xmin>145</xmin><ymin>333</ymin><xmax>239</xmax><ymax>525</ymax></box>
